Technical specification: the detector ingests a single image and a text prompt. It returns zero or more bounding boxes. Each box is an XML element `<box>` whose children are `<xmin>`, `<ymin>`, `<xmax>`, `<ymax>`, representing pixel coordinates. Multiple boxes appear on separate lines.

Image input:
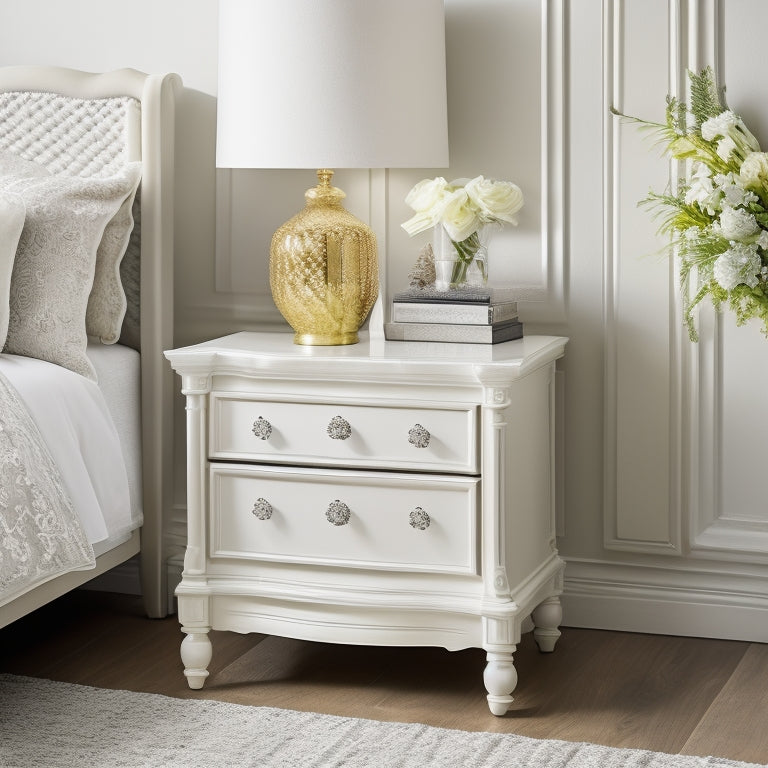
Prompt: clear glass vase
<box><xmin>432</xmin><ymin>224</ymin><xmax>489</xmax><ymax>291</ymax></box>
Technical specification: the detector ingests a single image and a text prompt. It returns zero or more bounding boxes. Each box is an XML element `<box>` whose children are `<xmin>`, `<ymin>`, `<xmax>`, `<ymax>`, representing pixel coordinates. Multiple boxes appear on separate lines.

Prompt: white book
<box><xmin>391</xmin><ymin>301</ymin><xmax>518</xmax><ymax>325</ymax></box>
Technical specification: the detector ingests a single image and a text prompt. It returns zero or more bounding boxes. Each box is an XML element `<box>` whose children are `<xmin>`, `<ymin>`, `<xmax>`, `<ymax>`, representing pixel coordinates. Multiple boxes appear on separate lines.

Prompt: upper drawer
<box><xmin>209</xmin><ymin>395</ymin><xmax>479</xmax><ymax>474</ymax></box>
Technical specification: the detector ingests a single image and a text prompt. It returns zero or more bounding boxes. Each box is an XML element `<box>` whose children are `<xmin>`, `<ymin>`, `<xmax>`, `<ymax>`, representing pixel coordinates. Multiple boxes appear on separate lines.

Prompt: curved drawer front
<box><xmin>210</xmin><ymin>464</ymin><xmax>480</xmax><ymax>575</ymax></box>
<box><xmin>210</xmin><ymin>395</ymin><xmax>479</xmax><ymax>474</ymax></box>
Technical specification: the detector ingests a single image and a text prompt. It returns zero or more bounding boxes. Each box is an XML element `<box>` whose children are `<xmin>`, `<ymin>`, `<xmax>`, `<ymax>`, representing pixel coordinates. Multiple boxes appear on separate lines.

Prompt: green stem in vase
<box><xmin>449</xmin><ymin>230</ymin><xmax>485</xmax><ymax>286</ymax></box>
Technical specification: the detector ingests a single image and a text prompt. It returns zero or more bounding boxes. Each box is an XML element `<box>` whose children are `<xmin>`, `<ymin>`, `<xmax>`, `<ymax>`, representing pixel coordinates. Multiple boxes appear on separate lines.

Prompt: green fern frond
<box><xmin>688</xmin><ymin>67</ymin><xmax>725</xmax><ymax>127</ymax></box>
<box><xmin>665</xmin><ymin>95</ymin><xmax>687</xmax><ymax>134</ymax></box>
<box><xmin>639</xmin><ymin>191</ymin><xmax>712</xmax><ymax>235</ymax></box>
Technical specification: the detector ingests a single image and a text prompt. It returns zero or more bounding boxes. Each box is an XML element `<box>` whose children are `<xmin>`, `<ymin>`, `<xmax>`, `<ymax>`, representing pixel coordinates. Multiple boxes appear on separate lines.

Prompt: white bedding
<box><xmin>0</xmin><ymin>346</ymin><xmax>139</xmax><ymax>556</ymax></box>
<box><xmin>87</xmin><ymin>341</ymin><xmax>142</xmax><ymax>535</ymax></box>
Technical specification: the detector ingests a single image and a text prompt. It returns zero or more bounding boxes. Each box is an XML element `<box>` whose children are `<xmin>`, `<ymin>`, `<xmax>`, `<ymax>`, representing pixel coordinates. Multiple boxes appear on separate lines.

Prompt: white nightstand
<box><xmin>165</xmin><ymin>331</ymin><xmax>567</xmax><ymax>715</ymax></box>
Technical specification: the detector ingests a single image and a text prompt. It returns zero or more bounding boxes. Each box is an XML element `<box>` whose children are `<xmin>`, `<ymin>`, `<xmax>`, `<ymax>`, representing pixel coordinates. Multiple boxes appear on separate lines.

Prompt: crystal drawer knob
<box><xmin>408</xmin><ymin>423</ymin><xmax>431</xmax><ymax>448</ymax></box>
<box><xmin>327</xmin><ymin>415</ymin><xmax>352</xmax><ymax>440</ymax></box>
<box><xmin>252</xmin><ymin>416</ymin><xmax>273</xmax><ymax>441</ymax></box>
<box><xmin>409</xmin><ymin>507</ymin><xmax>431</xmax><ymax>530</ymax></box>
<box><xmin>326</xmin><ymin>499</ymin><xmax>351</xmax><ymax>526</ymax></box>
<box><xmin>251</xmin><ymin>498</ymin><xmax>273</xmax><ymax>520</ymax></box>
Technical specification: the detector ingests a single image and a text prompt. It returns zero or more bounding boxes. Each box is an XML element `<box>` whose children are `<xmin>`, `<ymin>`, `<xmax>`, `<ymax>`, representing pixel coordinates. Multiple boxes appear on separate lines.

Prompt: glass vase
<box><xmin>432</xmin><ymin>224</ymin><xmax>489</xmax><ymax>291</ymax></box>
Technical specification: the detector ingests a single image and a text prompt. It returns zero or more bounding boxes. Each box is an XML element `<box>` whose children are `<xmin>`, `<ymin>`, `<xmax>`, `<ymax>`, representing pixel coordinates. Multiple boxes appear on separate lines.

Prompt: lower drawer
<box><xmin>209</xmin><ymin>463</ymin><xmax>480</xmax><ymax>575</ymax></box>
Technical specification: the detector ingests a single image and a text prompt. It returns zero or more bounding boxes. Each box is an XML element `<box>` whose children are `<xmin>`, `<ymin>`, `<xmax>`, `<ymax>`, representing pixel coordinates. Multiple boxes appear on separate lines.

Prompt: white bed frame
<box><xmin>0</xmin><ymin>66</ymin><xmax>181</xmax><ymax>625</ymax></box>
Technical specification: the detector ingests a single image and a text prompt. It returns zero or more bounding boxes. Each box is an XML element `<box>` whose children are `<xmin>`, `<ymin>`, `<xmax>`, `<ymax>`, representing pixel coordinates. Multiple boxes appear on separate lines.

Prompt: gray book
<box><xmin>385</xmin><ymin>320</ymin><xmax>524</xmax><ymax>344</ymax></box>
<box><xmin>393</xmin><ymin>286</ymin><xmax>519</xmax><ymax>304</ymax></box>
<box><xmin>392</xmin><ymin>300</ymin><xmax>518</xmax><ymax>325</ymax></box>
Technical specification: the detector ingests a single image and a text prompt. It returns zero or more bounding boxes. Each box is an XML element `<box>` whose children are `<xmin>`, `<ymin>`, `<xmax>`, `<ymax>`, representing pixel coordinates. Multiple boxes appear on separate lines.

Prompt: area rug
<box><xmin>0</xmin><ymin>674</ymin><xmax>764</xmax><ymax>768</ymax></box>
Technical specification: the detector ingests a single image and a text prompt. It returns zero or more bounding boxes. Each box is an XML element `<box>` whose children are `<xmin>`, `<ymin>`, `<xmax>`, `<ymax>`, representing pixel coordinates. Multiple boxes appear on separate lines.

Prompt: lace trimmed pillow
<box><xmin>0</xmin><ymin>190</ymin><xmax>25</xmax><ymax>349</ymax></box>
<box><xmin>0</xmin><ymin>152</ymin><xmax>142</xmax><ymax>379</ymax></box>
<box><xmin>0</xmin><ymin>151</ymin><xmax>141</xmax><ymax>345</ymax></box>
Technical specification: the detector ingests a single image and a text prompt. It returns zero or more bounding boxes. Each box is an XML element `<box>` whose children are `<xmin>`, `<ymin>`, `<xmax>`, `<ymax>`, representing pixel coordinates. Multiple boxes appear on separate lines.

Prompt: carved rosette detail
<box><xmin>327</xmin><ymin>415</ymin><xmax>352</xmax><ymax>440</ymax></box>
<box><xmin>252</xmin><ymin>416</ymin><xmax>273</xmax><ymax>441</ymax></box>
<box><xmin>251</xmin><ymin>497</ymin><xmax>273</xmax><ymax>520</ymax></box>
<box><xmin>326</xmin><ymin>499</ymin><xmax>351</xmax><ymax>526</ymax></box>
<box><xmin>408</xmin><ymin>423</ymin><xmax>431</xmax><ymax>448</ymax></box>
<box><xmin>409</xmin><ymin>506</ymin><xmax>431</xmax><ymax>530</ymax></box>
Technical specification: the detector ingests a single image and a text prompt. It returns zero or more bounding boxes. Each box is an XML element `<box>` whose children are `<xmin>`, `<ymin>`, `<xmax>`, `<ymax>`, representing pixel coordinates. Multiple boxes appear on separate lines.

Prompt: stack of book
<box><xmin>385</xmin><ymin>287</ymin><xmax>523</xmax><ymax>344</ymax></box>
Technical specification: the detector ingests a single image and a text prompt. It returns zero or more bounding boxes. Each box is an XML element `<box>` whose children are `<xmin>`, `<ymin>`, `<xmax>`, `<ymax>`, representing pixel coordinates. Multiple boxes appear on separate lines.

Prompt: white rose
<box><xmin>740</xmin><ymin>151</ymin><xmax>768</xmax><ymax>192</ymax></box>
<box><xmin>402</xmin><ymin>177</ymin><xmax>451</xmax><ymax>236</ymax></box>
<box><xmin>440</xmin><ymin>188</ymin><xmax>481</xmax><ymax>242</ymax></box>
<box><xmin>405</xmin><ymin>177</ymin><xmax>449</xmax><ymax>212</ymax></box>
<box><xmin>464</xmin><ymin>175</ymin><xmax>524</xmax><ymax>225</ymax></box>
<box><xmin>716</xmin><ymin>206</ymin><xmax>759</xmax><ymax>241</ymax></box>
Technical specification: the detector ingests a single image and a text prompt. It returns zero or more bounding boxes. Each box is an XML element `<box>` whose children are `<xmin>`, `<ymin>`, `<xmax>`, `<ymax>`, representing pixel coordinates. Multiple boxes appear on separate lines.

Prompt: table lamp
<box><xmin>216</xmin><ymin>0</ymin><xmax>449</xmax><ymax>345</ymax></box>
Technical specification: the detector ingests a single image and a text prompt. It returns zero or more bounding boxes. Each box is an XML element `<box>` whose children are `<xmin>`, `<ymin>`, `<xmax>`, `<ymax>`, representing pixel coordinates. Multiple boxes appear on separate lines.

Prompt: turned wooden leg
<box><xmin>180</xmin><ymin>627</ymin><xmax>212</xmax><ymax>689</ymax></box>
<box><xmin>483</xmin><ymin>650</ymin><xmax>518</xmax><ymax>716</ymax></box>
<box><xmin>532</xmin><ymin>596</ymin><xmax>562</xmax><ymax>653</ymax></box>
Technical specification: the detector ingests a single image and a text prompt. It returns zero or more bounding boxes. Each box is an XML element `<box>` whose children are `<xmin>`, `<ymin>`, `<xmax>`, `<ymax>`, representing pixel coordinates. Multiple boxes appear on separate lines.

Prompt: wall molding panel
<box><xmin>523</xmin><ymin>0</ymin><xmax>567</xmax><ymax>325</ymax></box>
<box><xmin>602</xmin><ymin>0</ymin><xmax>682</xmax><ymax>556</ymax></box>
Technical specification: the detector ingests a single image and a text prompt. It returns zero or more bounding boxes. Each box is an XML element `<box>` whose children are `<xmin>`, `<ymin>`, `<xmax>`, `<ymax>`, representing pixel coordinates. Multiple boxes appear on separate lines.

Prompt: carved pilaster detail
<box><xmin>480</xmin><ymin>385</ymin><xmax>511</xmax><ymax>600</ymax></box>
<box><xmin>181</xmin><ymin>373</ymin><xmax>211</xmax><ymax>396</ymax></box>
<box><xmin>183</xmin><ymin>391</ymin><xmax>208</xmax><ymax>575</ymax></box>
<box><xmin>486</xmin><ymin>387</ymin><xmax>511</xmax><ymax>408</ymax></box>
<box><xmin>493</xmin><ymin>566</ymin><xmax>510</xmax><ymax>598</ymax></box>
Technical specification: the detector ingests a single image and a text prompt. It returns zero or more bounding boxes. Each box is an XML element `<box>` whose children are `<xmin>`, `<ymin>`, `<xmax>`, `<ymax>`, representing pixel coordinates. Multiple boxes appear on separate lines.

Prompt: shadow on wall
<box><xmin>172</xmin><ymin>87</ymin><xmax>219</xmax><ymax>346</ymax></box>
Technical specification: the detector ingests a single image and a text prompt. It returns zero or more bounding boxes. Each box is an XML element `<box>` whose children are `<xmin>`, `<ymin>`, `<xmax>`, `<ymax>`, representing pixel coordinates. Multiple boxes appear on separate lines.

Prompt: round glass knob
<box><xmin>327</xmin><ymin>415</ymin><xmax>352</xmax><ymax>440</ymax></box>
<box><xmin>408</xmin><ymin>424</ymin><xmax>431</xmax><ymax>448</ymax></box>
<box><xmin>326</xmin><ymin>499</ymin><xmax>351</xmax><ymax>526</ymax></box>
<box><xmin>409</xmin><ymin>506</ymin><xmax>431</xmax><ymax>530</ymax></box>
<box><xmin>251</xmin><ymin>497</ymin><xmax>273</xmax><ymax>520</ymax></box>
<box><xmin>252</xmin><ymin>416</ymin><xmax>273</xmax><ymax>441</ymax></box>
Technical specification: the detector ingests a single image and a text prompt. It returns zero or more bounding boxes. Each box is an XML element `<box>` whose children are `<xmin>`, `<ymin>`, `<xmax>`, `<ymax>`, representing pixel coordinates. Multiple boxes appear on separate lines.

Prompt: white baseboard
<box><xmin>562</xmin><ymin>558</ymin><xmax>768</xmax><ymax>642</ymax></box>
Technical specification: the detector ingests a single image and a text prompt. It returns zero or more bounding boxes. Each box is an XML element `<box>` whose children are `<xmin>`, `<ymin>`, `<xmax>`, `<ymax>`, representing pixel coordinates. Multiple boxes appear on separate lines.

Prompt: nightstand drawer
<box><xmin>210</xmin><ymin>463</ymin><xmax>480</xmax><ymax>575</ymax></box>
<box><xmin>210</xmin><ymin>395</ymin><xmax>479</xmax><ymax>474</ymax></box>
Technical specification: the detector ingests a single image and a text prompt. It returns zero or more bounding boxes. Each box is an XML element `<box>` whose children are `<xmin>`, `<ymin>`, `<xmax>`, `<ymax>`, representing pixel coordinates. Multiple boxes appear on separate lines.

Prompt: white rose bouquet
<box><xmin>402</xmin><ymin>175</ymin><xmax>524</xmax><ymax>288</ymax></box>
<box><xmin>625</xmin><ymin>67</ymin><xmax>768</xmax><ymax>340</ymax></box>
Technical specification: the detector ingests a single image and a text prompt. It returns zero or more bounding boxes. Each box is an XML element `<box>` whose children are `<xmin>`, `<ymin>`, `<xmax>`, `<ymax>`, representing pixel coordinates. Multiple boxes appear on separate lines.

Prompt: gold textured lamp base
<box><xmin>269</xmin><ymin>169</ymin><xmax>379</xmax><ymax>346</ymax></box>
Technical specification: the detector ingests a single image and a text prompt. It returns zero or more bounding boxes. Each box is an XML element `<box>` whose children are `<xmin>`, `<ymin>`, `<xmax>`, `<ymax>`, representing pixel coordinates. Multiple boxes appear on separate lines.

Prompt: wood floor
<box><xmin>1</xmin><ymin>590</ymin><xmax>767</xmax><ymax>766</ymax></box>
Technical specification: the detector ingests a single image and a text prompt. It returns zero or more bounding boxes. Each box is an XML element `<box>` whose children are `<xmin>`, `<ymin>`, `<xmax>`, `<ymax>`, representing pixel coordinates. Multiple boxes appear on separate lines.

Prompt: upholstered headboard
<box><xmin>0</xmin><ymin>66</ymin><xmax>182</xmax><ymax>617</ymax></box>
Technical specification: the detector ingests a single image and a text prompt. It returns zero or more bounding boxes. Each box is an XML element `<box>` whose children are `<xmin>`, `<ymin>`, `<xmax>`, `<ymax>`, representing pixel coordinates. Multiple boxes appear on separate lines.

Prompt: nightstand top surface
<box><xmin>166</xmin><ymin>331</ymin><xmax>567</xmax><ymax>384</ymax></box>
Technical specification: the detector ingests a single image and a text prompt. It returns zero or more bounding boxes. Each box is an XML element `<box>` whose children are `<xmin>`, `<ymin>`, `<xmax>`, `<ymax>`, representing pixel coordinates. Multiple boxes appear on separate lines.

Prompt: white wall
<box><xmin>2</xmin><ymin>0</ymin><xmax>767</xmax><ymax>640</ymax></box>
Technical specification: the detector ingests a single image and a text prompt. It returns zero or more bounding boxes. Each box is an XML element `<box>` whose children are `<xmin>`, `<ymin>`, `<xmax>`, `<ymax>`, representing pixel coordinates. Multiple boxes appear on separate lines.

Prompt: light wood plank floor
<box><xmin>1</xmin><ymin>591</ymin><xmax>766</xmax><ymax>766</ymax></box>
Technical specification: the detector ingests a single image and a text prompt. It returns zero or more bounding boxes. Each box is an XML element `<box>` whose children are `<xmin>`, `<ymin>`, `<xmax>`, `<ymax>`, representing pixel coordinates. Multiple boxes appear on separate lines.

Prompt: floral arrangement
<box><xmin>401</xmin><ymin>175</ymin><xmax>524</xmax><ymax>287</ymax></box>
<box><xmin>630</xmin><ymin>67</ymin><xmax>768</xmax><ymax>340</ymax></box>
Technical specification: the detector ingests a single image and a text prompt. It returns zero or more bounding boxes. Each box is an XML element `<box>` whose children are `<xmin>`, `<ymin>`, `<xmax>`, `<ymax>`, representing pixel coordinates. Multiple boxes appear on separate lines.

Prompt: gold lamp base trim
<box><xmin>294</xmin><ymin>331</ymin><xmax>360</xmax><ymax>346</ymax></box>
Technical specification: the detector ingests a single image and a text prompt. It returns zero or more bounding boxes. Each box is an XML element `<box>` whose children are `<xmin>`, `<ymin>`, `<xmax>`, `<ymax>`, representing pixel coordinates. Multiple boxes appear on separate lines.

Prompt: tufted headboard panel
<box><xmin>0</xmin><ymin>91</ymin><xmax>140</xmax><ymax>175</ymax></box>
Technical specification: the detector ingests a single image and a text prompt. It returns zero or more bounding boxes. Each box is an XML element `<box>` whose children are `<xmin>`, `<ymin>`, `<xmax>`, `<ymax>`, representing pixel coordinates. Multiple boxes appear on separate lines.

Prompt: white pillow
<box><xmin>0</xmin><ymin>151</ymin><xmax>142</xmax><ymax>345</ymax></box>
<box><xmin>0</xmin><ymin>190</ymin><xmax>25</xmax><ymax>349</ymax></box>
<box><xmin>87</xmin><ymin>179</ymin><xmax>140</xmax><ymax>343</ymax></box>
<box><xmin>0</xmin><ymin>154</ymin><xmax>142</xmax><ymax>379</ymax></box>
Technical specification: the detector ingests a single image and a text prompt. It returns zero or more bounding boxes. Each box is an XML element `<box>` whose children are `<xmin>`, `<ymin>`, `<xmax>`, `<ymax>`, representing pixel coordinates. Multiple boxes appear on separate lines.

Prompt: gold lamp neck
<box><xmin>317</xmin><ymin>168</ymin><xmax>334</xmax><ymax>187</ymax></box>
<box><xmin>305</xmin><ymin>168</ymin><xmax>346</xmax><ymax>205</ymax></box>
